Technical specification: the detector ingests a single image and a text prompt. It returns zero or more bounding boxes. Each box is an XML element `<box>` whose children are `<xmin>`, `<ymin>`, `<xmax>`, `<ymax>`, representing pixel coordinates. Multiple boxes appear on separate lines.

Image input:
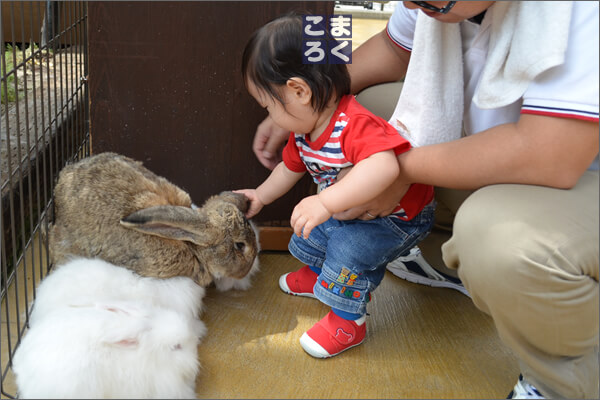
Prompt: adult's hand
<box><xmin>253</xmin><ymin>116</ymin><xmax>289</xmax><ymax>170</ymax></box>
<box><xmin>332</xmin><ymin>169</ymin><xmax>411</xmax><ymax>221</ymax></box>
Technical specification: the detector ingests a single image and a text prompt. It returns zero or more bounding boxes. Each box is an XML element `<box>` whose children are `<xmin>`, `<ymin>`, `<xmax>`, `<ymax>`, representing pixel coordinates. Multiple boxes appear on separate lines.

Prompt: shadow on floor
<box><xmin>195</xmin><ymin>251</ymin><xmax>519</xmax><ymax>399</ymax></box>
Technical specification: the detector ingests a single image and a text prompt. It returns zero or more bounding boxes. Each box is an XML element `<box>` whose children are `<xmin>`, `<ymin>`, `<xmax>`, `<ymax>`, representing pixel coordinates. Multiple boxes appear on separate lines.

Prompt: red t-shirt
<box><xmin>283</xmin><ymin>95</ymin><xmax>433</xmax><ymax>220</ymax></box>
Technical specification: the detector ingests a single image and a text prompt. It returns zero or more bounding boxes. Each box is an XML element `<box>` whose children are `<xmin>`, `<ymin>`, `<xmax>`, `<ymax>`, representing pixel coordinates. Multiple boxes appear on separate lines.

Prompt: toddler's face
<box><xmin>247</xmin><ymin>80</ymin><xmax>318</xmax><ymax>135</ymax></box>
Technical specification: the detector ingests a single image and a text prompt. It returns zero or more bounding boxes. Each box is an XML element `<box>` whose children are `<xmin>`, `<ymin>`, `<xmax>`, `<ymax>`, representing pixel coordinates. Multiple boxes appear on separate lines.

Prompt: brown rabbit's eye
<box><xmin>235</xmin><ymin>242</ymin><xmax>246</xmax><ymax>251</ymax></box>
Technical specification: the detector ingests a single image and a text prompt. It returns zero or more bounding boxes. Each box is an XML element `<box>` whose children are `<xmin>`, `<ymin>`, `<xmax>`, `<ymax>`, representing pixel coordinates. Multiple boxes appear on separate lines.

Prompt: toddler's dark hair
<box><xmin>242</xmin><ymin>12</ymin><xmax>351</xmax><ymax>112</ymax></box>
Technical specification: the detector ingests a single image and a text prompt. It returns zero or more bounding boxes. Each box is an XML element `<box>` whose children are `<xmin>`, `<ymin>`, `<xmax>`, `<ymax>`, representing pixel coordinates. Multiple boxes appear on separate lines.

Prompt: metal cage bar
<box><xmin>1</xmin><ymin>2</ymin><xmax>89</xmax><ymax>397</ymax></box>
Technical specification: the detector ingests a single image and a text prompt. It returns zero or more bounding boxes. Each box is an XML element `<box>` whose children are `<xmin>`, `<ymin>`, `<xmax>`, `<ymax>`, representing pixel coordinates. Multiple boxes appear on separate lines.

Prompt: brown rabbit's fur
<box><xmin>48</xmin><ymin>152</ymin><xmax>258</xmax><ymax>286</ymax></box>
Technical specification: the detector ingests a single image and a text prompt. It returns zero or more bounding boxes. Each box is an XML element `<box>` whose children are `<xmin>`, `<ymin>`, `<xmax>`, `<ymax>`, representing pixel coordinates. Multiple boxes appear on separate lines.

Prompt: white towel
<box><xmin>389</xmin><ymin>1</ymin><xmax>573</xmax><ymax>147</ymax></box>
<box><xmin>388</xmin><ymin>13</ymin><xmax>464</xmax><ymax>147</ymax></box>
<box><xmin>474</xmin><ymin>1</ymin><xmax>573</xmax><ymax>109</ymax></box>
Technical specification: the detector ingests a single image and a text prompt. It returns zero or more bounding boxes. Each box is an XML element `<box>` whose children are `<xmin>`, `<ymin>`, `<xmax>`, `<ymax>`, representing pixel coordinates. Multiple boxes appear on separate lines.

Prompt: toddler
<box><xmin>236</xmin><ymin>12</ymin><xmax>435</xmax><ymax>358</ymax></box>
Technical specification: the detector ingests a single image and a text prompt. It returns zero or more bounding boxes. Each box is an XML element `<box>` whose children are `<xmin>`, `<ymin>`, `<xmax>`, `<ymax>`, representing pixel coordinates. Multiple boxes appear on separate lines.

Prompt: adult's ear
<box><xmin>286</xmin><ymin>77</ymin><xmax>312</xmax><ymax>105</ymax></box>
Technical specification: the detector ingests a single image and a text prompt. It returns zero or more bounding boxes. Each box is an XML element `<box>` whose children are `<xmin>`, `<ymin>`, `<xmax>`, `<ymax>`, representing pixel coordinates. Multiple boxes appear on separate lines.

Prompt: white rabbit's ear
<box><xmin>96</xmin><ymin>303</ymin><xmax>146</xmax><ymax>347</ymax></box>
<box><xmin>109</xmin><ymin>338</ymin><xmax>139</xmax><ymax>347</ymax></box>
<box><xmin>120</xmin><ymin>206</ymin><xmax>218</xmax><ymax>246</ymax></box>
<box><xmin>97</xmin><ymin>303</ymin><xmax>137</xmax><ymax>316</ymax></box>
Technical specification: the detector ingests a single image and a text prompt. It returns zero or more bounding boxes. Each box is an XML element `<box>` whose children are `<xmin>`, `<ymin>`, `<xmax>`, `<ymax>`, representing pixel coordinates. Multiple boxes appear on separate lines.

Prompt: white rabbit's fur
<box><xmin>12</xmin><ymin>257</ymin><xmax>206</xmax><ymax>399</ymax></box>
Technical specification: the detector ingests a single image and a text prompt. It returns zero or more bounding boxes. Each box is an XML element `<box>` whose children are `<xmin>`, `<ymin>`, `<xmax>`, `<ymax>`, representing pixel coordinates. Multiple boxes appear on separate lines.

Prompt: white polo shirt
<box><xmin>386</xmin><ymin>1</ymin><xmax>599</xmax><ymax>138</ymax></box>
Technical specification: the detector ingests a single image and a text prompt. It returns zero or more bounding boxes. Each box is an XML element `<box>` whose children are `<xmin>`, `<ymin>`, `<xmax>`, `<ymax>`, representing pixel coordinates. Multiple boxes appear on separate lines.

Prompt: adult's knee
<box><xmin>442</xmin><ymin>186</ymin><xmax>521</xmax><ymax>299</ymax></box>
<box><xmin>443</xmin><ymin>184</ymin><xmax>599</xmax><ymax>355</ymax></box>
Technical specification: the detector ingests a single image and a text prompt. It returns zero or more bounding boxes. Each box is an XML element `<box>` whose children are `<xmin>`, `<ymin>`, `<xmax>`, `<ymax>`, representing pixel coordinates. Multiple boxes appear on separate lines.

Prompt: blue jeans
<box><xmin>288</xmin><ymin>201</ymin><xmax>435</xmax><ymax>315</ymax></box>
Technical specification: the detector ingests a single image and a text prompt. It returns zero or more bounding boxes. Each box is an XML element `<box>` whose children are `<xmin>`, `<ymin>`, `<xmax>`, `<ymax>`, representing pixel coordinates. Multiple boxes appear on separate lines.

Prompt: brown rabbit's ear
<box><xmin>120</xmin><ymin>206</ymin><xmax>218</xmax><ymax>246</ymax></box>
<box><xmin>217</xmin><ymin>191</ymin><xmax>250</xmax><ymax>213</ymax></box>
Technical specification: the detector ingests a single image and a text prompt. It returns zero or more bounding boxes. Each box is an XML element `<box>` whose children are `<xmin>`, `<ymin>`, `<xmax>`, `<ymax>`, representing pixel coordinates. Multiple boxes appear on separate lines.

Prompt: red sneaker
<box><xmin>299</xmin><ymin>311</ymin><xmax>366</xmax><ymax>358</ymax></box>
<box><xmin>279</xmin><ymin>265</ymin><xmax>318</xmax><ymax>298</ymax></box>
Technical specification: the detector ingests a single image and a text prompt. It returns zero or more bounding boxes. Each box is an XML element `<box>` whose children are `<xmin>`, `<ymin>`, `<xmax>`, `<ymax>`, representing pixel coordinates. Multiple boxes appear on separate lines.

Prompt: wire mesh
<box><xmin>1</xmin><ymin>2</ymin><xmax>89</xmax><ymax>397</ymax></box>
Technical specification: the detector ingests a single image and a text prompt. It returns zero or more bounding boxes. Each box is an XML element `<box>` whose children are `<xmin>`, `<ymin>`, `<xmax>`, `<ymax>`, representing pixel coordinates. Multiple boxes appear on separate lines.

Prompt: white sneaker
<box><xmin>386</xmin><ymin>246</ymin><xmax>470</xmax><ymax>297</ymax></box>
<box><xmin>507</xmin><ymin>374</ymin><xmax>545</xmax><ymax>399</ymax></box>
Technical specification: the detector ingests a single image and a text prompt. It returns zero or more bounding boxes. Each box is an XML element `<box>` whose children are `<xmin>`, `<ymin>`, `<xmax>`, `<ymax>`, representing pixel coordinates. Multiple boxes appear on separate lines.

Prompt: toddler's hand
<box><xmin>290</xmin><ymin>195</ymin><xmax>332</xmax><ymax>239</ymax></box>
<box><xmin>233</xmin><ymin>189</ymin><xmax>264</xmax><ymax>218</ymax></box>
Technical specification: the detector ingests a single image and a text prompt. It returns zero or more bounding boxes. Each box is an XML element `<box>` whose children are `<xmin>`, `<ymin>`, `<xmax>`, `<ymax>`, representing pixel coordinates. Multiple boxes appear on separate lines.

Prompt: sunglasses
<box><xmin>410</xmin><ymin>1</ymin><xmax>457</xmax><ymax>14</ymax></box>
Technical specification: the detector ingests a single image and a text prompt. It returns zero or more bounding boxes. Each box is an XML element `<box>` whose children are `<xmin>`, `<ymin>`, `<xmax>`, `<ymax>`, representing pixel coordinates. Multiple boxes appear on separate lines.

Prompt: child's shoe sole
<box><xmin>299</xmin><ymin>332</ymin><xmax>364</xmax><ymax>358</ymax></box>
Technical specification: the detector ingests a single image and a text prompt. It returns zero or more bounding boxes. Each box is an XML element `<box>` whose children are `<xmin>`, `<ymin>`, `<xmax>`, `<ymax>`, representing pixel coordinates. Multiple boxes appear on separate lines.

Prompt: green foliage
<box><xmin>1</xmin><ymin>44</ymin><xmax>17</xmax><ymax>104</ymax></box>
<box><xmin>1</xmin><ymin>43</ymin><xmax>43</xmax><ymax>104</ymax></box>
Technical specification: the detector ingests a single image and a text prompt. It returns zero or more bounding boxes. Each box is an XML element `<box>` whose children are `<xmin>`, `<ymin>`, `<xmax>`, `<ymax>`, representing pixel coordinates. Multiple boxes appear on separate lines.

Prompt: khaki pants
<box><xmin>438</xmin><ymin>172</ymin><xmax>599</xmax><ymax>399</ymax></box>
<box><xmin>357</xmin><ymin>83</ymin><xmax>599</xmax><ymax>398</ymax></box>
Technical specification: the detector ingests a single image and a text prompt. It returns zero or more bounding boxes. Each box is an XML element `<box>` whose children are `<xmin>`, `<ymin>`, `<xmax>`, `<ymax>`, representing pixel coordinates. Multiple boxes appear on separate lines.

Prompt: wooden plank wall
<box><xmin>88</xmin><ymin>1</ymin><xmax>332</xmax><ymax>249</ymax></box>
<box><xmin>2</xmin><ymin>1</ymin><xmax>44</xmax><ymax>44</ymax></box>
<box><xmin>2</xmin><ymin>1</ymin><xmax>78</xmax><ymax>45</ymax></box>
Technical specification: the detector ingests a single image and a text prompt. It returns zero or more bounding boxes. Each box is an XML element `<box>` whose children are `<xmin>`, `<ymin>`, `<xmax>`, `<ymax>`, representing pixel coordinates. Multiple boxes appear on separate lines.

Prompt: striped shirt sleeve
<box><xmin>521</xmin><ymin>1</ymin><xmax>599</xmax><ymax>122</ymax></box>
<box><xmin>282</xmin><ymin>132</ymin><xmax>307</xmax><ymax>173</ymax></box>
<box><xmin>385</xmin><ymin>3</ymin><xmax>418</xmax><ymax>52</ymax></box>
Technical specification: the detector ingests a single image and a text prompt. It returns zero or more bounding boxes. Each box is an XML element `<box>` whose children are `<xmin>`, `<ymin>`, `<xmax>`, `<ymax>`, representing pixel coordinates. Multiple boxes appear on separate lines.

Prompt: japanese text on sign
<box><xmin>302</xmin><ymin>15</ymin><xmax>352</xmax><ymax>64</ymax></box>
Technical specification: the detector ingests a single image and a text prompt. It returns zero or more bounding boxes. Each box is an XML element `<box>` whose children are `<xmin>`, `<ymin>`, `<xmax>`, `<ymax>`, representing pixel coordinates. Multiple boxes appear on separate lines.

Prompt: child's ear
<box><xmin>286</xmin><ymin>78</ymin><xmax>312</xmax><ymax>105</ymax></box>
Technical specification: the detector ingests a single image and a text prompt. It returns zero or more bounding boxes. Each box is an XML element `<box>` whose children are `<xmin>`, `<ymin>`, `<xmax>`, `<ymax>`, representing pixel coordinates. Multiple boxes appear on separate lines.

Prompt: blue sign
<box><xmin>302</xmin><ymin>15</ymin><xmax>352</xmax><ymax>64</ymax></box>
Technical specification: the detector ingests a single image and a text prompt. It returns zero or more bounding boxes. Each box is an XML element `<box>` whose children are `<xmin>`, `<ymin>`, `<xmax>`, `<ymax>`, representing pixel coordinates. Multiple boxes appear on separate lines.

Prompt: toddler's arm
<box><xmin>236</xmin><ymin>161</ymin><xmax>305</xmax><ymax>218</ymax></box>
<box><xmin>291</xmin><ymin>149</ymin><xmax>399</xmax><ymax>238</ymax></box>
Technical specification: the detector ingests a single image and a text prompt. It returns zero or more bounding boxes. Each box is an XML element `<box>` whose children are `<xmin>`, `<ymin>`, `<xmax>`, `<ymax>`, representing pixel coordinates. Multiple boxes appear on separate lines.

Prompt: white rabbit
<box><xmin>27</xmin><ymin>257</ymin><xmax>205</xmax><ymax>325</ymax></box>
<box><xmin>12</xmin><ymin>257</ymin><xmax>207</xmax><ymax>399</ymax></box>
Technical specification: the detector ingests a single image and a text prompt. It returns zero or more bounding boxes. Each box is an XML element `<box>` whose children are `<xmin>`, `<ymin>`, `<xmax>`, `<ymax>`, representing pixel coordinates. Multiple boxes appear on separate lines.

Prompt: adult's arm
<box><xmin>398</xmin><ymin>114</ymin><xmax>599</xmax><ymax>190</ymax></box>
<box><xmin>292</xmin><ymin>150</ymin><xmax>400</xmax><ymax>238</ymax></box>
<box><xmin>331</xmin><ymin>29</ymin><xmax>412</xmax><ymax>220</ymax></box>
<box><xmin>335</xmin><ymin>114</ymin><xmax>598</xmax><ymax>220</ymax></box>
<box><xmin>348</xmin><ymin>29</ymin><xmax>410</xmax><ymax>94</ymax></box>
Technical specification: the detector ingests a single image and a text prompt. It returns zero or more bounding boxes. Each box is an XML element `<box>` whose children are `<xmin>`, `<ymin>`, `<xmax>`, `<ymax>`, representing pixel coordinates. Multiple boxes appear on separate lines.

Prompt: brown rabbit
<box><xmin>48</xmin><ymin>152</ymin><xmax>258</xmax><ymax>287</ymax></box>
